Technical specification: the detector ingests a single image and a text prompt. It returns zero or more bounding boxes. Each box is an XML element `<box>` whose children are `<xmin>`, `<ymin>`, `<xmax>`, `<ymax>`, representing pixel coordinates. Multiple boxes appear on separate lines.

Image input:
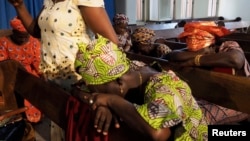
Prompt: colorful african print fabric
<box><xmin>75</xmin><ymin>35</ymin><xmax>130</xmax><ymax>85</ymax></box>
<box><xmin>0</xmin><ymin>36</ymin><xmax>40</xmax><ymax>76</ymax></box>
<box><xmin>132</xmin><ymin>27</ymin><xmax>155</xmax><ymax>44</ymax></box>
<box><xmin>134</xmin><ymin>70</ymin><xmax>208</xmax><ymax>141</ymax></box>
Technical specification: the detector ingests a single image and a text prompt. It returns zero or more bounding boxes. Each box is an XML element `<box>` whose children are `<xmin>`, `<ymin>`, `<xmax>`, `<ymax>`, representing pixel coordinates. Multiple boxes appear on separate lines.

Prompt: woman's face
<box><xmin>114</xmin><ymin>23</ymin><xmax>128</xmax><ymax>34</ymax></box>
<box><xmin>11</xmin><ymin>29</ymin><xmax>30</xmax><ymax>45</ymax></box>
<box><xmin>138</xmin><ymin>42</ymin><xmax>154</xmax><ymax>54</ymax></box>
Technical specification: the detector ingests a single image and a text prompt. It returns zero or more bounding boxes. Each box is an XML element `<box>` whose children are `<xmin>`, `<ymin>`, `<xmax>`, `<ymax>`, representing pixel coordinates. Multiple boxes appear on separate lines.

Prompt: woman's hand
<box><xmin>94</xmin><ymin>106</ymin><xmax>120</xmax><ymax>135</ymax></box>
<box><xmin>8</xmin><ymin>0</ymin><xmax>24</xmax><ymax>7</ymax></box>
<box><xmin>90</xmin><ymin>93</ymin><xmax>118</xmax><ymax>110</ymax></box>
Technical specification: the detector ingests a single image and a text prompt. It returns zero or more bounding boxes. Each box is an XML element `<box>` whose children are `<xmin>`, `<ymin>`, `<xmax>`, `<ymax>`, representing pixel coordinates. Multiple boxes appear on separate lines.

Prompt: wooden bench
<box><xmin>219</xmin><ymin>33</ymin><xmax>250</xmax><ymax>52</ymax></box>
<box><xmin>129</xmin><ymin>19</ymin><xmax>250</xmax><ymax>42</ymax></box>
<box><xmin>0</xmin><ymin>29</ymin><xmax>12</xmax><ymax>37</ymax></box>
<box><xmin>148</xmin><ymin>16</ymin><xmax>224</xmax><ymax>24</ymax></box>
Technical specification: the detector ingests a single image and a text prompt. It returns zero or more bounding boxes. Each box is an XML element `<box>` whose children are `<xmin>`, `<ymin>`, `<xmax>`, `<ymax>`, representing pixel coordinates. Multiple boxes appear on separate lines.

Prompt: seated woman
<box><xmin>74</xmin><ymin>35</ymin><xmax>208</xmax><ymax>141</ymax></box>
<box><xmin>131</xmin><ymin>27</ymin><xmax>172</xmax><ymax>58</ymax></box>
<box><xmin>0</xmin><ymin>17</ymin><xmax>42</xmax><ymax>140</ymax></box>
<box><xmin>157</xmin><ymin>21</ymin><xmax>250</xmax><ymax>124</ymax></box>
<box><xmin>113</xmin><ymin>13</ymin><xmax>132</xmax><ymax>52</ymax></box>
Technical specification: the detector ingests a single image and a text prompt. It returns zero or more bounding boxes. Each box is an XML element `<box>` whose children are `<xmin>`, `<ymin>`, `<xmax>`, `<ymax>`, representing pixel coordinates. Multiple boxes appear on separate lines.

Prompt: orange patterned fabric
<box><xmin>0</xmin><ymin>36</ymin><xmax>40</xmax><ymax>77</ymax></box>
<box><xmin>0</xmin><ymin>36</ymin><xmax>42</xmax><ymax>123</ymax></box>
<box><xmin>178</xmin><ymin>21</ymin><xmax>231</xmax><ymax>51</ymax></box>
<box><xmin>10</xmin><ymin>17</ymin><xmax>27</xmax><ymax>32</ymax></box>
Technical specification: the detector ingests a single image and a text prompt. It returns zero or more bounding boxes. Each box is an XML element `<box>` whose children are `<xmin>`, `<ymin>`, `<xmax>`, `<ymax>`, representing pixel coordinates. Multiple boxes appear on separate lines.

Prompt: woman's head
<box><xmin>113</xmin><ymin>13</ymin><xmax>129</xmax><ymax>26</ymax></box>
<box><xmin>113</xmin><ymin>14</ymin><xmax>130</xmax><ymax>35</ymax></box>
<box><xmin>131</xmin><ymin>27</ymin><xmax>155</xmax><ymax>53</ymax></box>
<box><xmin>75</xmin><ymin>35</ymin><xmax>130</xmax><ymax>95</ymax></box>
<box><xmin>178</xmin><ymin>21</ymin><xmax>231</xmax><ymax>51</ymax></box>
<box><xmin>10</xmin><ymin>17</ymin><xmax>30</xmax><ymax>45</ymax></box>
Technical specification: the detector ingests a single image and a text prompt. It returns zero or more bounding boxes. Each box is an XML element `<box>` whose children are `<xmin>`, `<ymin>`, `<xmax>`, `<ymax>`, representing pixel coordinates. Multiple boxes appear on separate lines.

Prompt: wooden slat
<box><xmin>14</xmin><ymin>67</ymin><xmax>69</xmax><ymax>129</ymax></box>
<box><xmin>224</xmin><ymin>21</ymin><xmax>250</xmax><ymax>30</ymax></box>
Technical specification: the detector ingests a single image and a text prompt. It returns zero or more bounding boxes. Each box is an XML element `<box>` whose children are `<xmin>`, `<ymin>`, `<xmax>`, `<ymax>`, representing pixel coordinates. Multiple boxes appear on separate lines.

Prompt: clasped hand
<box><xmin>87</xmin><ymin>93</ymin><xmax>121</xmax><ymax>135</ymax></box>
<box><xmin>72</xmin><ymin>88</ymin><xmax>120</xmax><ymax>135</ymax></box>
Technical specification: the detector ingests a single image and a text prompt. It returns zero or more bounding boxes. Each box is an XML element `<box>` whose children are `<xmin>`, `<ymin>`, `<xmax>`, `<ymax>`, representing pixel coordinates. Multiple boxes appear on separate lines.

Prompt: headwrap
<box><xmin>178</xmin><ymin>21</ymin><xmax>231</xmax><ymax>51</ymax></box>
<box><xmin>113</xmin><ymin>13</ymin><xmax>129</xmax><ymax>25</ymax></box>
<box><xmin>132</xmin><ymin>27</ymin><xmax>155</xmax><ymax>44</ymax></box>
<box><xmin>10</xmin><ymin>17</ymin><xmax>26</xmax><ymax>32</ymax></box>
<box><xmin>75</xmin><ymin>35</ymin><xmax>130</xmax><ymax>85</ymax></box>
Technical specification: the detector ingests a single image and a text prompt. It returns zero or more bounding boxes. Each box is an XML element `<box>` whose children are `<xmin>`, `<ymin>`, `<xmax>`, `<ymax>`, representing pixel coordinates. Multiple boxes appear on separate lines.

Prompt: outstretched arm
<box><xmin>163</xmin><ymin>46</ymin><xmax>245</xmax><ymax>69</ymax></box>
<box><xmin>90</xmin><ymin>93</ymin><xmax>171</xmax><ymax>141</ymax></box>
<box><xmin>8</xmin><ymin>0</ymin><xmax>41</xmax><ymax>38</ymax></box>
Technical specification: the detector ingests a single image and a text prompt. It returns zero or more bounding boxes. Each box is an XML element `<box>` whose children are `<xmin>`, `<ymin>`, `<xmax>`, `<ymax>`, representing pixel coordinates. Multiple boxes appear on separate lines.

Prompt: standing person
<box><xmin>74</xmin><ymin>35</ymin><xmax>208</xmax><ymax>141</ymax></box>
<box><xmin>8</xmin><ymin>0</ymin><xmax>119</xmax><ymax>140</ymax></box>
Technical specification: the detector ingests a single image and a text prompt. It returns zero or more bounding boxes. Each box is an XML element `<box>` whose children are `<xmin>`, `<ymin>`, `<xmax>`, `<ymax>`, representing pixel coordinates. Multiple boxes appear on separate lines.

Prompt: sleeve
<box><xmin>73</xmin><ymin>0</ymin><xmax>104</xmax><ymax>7</ymax></box>
<box><xmin>0</xmin><ymin>38</ymin><xmax>9</xmax><ymax>61</ymax></box>
<box><xmin>30</xmin><ymin>38</ymin><xmax>41</xmax><ymax>77</ymax></box>
<box><xmin>219</xmin><ymin>41</ymin><xmax>250</xmax><ymax>77</ymax></box>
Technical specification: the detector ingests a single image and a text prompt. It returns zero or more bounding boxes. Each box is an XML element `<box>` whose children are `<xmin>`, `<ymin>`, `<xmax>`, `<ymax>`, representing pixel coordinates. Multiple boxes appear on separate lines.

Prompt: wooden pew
<box><xmin>129</xmin><ymin>22</ymin><xmax>178</xmax><ymax>31</ymax></box>
<box><xmin>219</xmin><ymin>33</ymin><xmax>250</xmax><ymax>51</ymax></box>
<box><xmin>224</xmin><ymin>21</ymin><xmax>250</xmax><ymax>32</ymax></box>
<box><xmin>153</xmin><ymin>28</ymin><xmax>183</xmax><ymax>41</ymax></box>
<box><xmin>0</xmin><ymin>29</ymin><xmax>12</xmax><ymax>37</ymax></box>
<box><xmin>150</xmin><ymin>16</ymin><xmax>224</xmax><ymax>24</ymax></box>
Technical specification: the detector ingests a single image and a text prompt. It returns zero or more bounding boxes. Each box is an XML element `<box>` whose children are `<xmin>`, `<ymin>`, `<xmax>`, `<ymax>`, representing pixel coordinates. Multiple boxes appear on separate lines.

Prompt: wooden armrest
<box><xmin>0</xmin><ymin>107</ymin><xmax>28</xmax><ymax>121</ymax></box>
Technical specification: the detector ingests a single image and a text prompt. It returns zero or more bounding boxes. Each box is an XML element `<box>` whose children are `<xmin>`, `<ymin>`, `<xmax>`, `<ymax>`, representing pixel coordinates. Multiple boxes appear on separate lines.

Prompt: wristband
<box><xmin>194</xmin><ymin>55</ymin><xmax>203</xmax><ymax>66</ymax></box>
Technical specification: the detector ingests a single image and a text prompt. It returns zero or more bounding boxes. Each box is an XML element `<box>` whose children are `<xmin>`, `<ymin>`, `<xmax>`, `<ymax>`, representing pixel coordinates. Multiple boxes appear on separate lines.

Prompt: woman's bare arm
<box><xmin>164</xmin><ymin>47</ymin><xmax>245</xmax><ymax>69</ymax></box>
<box><xmin>91</xmin><ymin>94</ymin><xmax>171</xmax><ymax>141</ymax></box>
<box><xmin>79</xmin><ymin>6</ymin><xmax>118</xmax><ymax>44</ymax></box>
<box><xmin>8</xmin><ymin>0</ymin><xmax>41</xmax><ymax>38</ymax></box>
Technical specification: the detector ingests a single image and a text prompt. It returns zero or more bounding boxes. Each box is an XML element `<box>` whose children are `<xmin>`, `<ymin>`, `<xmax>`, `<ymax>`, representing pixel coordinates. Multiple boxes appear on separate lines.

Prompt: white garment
<box><xmin>39</xmin><ymin>0</ymin><xmax>104</xmax><ymax>90</ymax></box>
<box><xmin>35</xmin><ymin>0</ymin><xmax>104</xmax><ymax>141</ymax></box>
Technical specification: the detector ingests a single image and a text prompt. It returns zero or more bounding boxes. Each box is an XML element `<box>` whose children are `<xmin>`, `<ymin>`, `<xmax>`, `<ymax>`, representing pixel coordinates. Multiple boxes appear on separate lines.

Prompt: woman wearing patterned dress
<box><xmin>0</xmin><ymin>16</ymin><xmax>41</xmax><ymax>141</ymax></box>
<box><xmin>74</xmin><ymin>35</ymin><xmax>208</xmax><ymax>141</ymax></box>
<box><xmin>8</xmin><ymin>0</ymin><xmax>118</xmax><ymax>140</ymax></box>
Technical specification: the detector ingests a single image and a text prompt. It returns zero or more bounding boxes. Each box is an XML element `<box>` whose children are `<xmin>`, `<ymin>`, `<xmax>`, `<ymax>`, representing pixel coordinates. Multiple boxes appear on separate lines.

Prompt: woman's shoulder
<box><xmin>72</xmin><ymin>0</ymin><xmax>104</xmax><ymax>7</ymax></box>
<box><xmin>0</xmin><ymin>36</ymin><xmax>11</xmax><ymax>45</ymax></box>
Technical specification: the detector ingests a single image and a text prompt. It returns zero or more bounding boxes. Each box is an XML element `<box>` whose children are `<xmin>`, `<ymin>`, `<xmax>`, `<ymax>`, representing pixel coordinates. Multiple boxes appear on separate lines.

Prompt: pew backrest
<box><xmin>0</xmin><ymin>29</ymin><xmax>12</xmax><ymax>37</ymax></box>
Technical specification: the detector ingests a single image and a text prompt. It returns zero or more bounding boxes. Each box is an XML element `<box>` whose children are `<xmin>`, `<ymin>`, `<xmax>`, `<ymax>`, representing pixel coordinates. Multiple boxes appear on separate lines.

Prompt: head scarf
<box><xmin>10</xmin><ymin>17</ymin><xmax>26</xmax><ymax>32</ymax></box>
<box><xmin>178</xmin><ymin>21</ymin><xmax>231</xmax><ymax>51</ymax></box>
<box><xmin>132</xmin><ymin>27</ymin><xmax>155</xmax><ymax>44</ymax></box>
<box><xmin>113</xmin><ymin>13</ymin><xmax>129</xmax><ymax>25</ymax></box>
<box><xmin>75</xmin><ymin>35</ymin><xmax>130</xmax><ymax>85</ymax></box>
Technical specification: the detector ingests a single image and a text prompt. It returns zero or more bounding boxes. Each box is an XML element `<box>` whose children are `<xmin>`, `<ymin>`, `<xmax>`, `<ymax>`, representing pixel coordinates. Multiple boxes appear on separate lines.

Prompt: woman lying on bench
<box><xmin>73</xmin><ymin>35</ymin><xmax>208</xmax><ymax>141</ymax></box>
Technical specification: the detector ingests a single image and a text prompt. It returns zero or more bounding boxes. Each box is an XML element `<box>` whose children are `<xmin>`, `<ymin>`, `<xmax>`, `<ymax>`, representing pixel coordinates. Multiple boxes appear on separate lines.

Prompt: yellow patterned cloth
<box><xmin>75</xmin><ymin>35</ymin><xmax>130</xmax><ymax>85</ymax></box>
<box><xmin>135</xmin><ymin>70</ymin><xmax>208</xmax><ymax>141</ymax></box>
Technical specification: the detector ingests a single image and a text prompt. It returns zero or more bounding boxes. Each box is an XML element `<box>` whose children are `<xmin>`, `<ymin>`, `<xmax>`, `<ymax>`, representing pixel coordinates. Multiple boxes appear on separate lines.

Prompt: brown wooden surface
<box><xmin>0</xmin><ymin>29</ymin><xmax>12</xmax><ymax>37</ymax></box>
